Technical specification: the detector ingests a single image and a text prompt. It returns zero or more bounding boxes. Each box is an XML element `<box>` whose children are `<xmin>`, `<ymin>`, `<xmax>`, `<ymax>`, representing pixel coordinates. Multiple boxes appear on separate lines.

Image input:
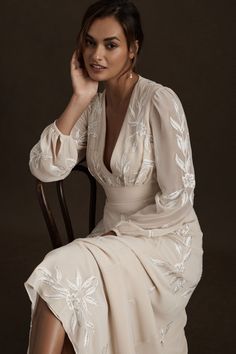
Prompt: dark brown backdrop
<box><xmin>0</xmin><ymin>0</ymin><xmax>235</xmax><ymax>353</ymax></box>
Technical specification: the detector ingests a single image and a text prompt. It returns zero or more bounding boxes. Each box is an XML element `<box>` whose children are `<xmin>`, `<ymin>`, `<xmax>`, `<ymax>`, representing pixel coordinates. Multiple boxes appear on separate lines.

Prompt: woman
<box><xmin>25</xmin><ymin>0</ymin><xmax>204</xmax><ymax>353</ymax></box>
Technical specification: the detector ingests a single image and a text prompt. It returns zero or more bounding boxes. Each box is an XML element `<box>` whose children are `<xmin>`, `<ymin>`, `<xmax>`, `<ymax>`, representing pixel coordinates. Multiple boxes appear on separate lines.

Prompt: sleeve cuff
<box><xmin>53</xmin><ymin>121</ymin><xmax>73</xmax><ymax>138</ymax></box>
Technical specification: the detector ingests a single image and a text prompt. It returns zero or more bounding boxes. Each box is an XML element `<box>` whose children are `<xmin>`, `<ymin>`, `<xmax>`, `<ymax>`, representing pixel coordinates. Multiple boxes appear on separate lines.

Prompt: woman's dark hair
<box><xmin>76</xmin><ymin>0</ymin><xmax>144</xmax><ymax>71</ymax></box>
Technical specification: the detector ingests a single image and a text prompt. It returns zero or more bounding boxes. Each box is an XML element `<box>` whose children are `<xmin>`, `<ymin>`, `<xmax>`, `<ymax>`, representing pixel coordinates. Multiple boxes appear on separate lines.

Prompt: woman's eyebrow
<box><xmin>104</xmin><ymin>36</ymin><xmax>120</xmax><ymax>41</ymax></box>
<box><xmin>86</xmin><ymin>33</ymin><xmax>120</xmax><ymax>41</ymax></box>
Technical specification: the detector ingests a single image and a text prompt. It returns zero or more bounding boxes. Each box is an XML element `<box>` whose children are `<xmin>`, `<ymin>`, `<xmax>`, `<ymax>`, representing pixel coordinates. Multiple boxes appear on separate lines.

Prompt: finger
<box><xmin>71</xmin><ymin>51</ymin><xmax>79</xmax><ymax>71</ymax></box>
<box><xmin>71</xmin><ymin>50</ymin><xmax>77</xmax><ymax>63</ymax></box>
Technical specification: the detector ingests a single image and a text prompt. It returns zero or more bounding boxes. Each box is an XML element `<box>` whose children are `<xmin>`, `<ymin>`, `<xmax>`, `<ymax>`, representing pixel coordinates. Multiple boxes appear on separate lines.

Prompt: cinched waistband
<box><xmin>104</xmin><ymin>181</ymin><xmax>159</xmax><ymax>205</ymax></box>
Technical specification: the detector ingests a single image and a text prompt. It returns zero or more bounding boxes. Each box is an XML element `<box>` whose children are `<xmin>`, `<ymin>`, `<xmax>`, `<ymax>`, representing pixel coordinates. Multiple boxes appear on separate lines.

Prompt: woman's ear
<box><xmin>129</xmin><ymin>40</ymin><xmax>139</xmax><ymax>59</ymax></box>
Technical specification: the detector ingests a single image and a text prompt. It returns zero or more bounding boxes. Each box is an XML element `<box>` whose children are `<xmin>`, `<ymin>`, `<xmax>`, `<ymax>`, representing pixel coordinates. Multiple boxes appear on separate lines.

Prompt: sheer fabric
<box><xmin>25</xmin><ymin>75</ymin><xmax>203</xmax><ymax>354</ymax></box>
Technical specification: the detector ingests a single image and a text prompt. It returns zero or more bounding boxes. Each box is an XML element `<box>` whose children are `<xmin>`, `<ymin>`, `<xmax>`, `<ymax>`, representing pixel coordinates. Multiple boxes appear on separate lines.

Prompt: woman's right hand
<box><xmin>70</xmin><ymin>50</ymin><xmax>98</xmax><ymax>100</ymax></box>
<box><xmin>55</xmin><ymin>50</ymin><xmax>98</xmax><ymax>137</ymax></box>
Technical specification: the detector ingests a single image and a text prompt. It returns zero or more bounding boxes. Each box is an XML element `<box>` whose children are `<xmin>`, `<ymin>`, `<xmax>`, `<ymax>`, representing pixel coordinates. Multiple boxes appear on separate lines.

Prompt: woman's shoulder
<box><xmin>138</xmin><ymin>75</ymin><xmax>177</xmax><ymax>96</ymax></box>
<box><xmin>137</xmin><ymin>75</ymin><xmax>167</xmax><ymax>102</ymax></box>
<box><xmin>138</xmin><ymin>75</ymin><xmax>162</xmax><ymax>89</ymax></box>
<box><xmin>138</xmin><ymin>75</ymin><xmax>164</xmax><ymax>92</ymax></box>
<box><xmin>138</xmin><ymin>75</ymin><xmax>182</xmax><ymax>106</ymax></box>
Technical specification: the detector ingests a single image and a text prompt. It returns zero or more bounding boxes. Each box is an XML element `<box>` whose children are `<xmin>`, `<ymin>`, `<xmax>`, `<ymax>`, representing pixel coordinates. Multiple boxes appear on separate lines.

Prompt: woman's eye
<box><xmin>106</xmin><ymin>42</ymin><xmax>118</xmax><ymax>49</ymax></box>
<box><xmin>85</xmin><ymin>39</ymin><xmax>95</xmax><ymax>47</ymax></box>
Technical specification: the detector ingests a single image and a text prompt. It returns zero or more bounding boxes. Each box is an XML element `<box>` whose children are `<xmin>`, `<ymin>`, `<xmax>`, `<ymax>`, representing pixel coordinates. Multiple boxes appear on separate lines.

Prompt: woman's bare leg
<box><xmin>61</xmin><ymin>334</ymin><xmax>75</xmax><ymax>354</ymax></box>
<box><xmin>28</xmin><ymin>295</ymin><xmax>66</xmax><ymax>354</ymax></box>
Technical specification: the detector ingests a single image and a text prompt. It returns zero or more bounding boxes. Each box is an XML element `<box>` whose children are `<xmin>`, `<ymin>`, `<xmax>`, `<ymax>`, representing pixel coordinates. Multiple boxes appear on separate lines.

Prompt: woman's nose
<box><xmin>92</xmin><ymin>45</ymin><xmax>104</xmax><ymax>61</ymax></box>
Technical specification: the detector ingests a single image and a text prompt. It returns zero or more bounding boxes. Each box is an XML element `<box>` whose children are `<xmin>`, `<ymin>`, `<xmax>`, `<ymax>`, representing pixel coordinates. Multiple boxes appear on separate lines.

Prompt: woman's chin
<box><xmin>86</xmin><ymin>68</ymin><xmax>109</xmax><ymax>81</ymax></box>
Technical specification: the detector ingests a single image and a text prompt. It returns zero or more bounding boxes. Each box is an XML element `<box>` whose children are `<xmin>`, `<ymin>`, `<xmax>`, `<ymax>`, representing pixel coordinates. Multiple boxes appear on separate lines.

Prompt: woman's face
<box><xmin>82</xmin><ymin>16</ymin><xmax>135</xmax><ymax>81</ymax></box>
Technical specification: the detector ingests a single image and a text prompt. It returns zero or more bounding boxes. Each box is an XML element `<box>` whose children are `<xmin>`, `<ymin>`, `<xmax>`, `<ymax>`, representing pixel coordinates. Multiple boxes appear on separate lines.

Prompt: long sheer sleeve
<box><xmin>29</xmin><ymin>103</ymin><xmax>90</xmax><ymax>182</ymax></box>
<box><xmin>112</xmin><ymin>86</ymin><xmax>196</xmax><ymax>237</ymax></box>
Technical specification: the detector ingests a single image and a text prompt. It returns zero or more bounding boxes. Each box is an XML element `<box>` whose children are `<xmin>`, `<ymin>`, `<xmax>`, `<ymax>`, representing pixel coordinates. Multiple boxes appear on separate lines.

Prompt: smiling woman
<box><xmin>81</xmin><ymin>16</ymin><xmax>137</xmax><ymax>81</ymax></box>
<box><xmin>24</xmin><ymin>1</ymin><xmax>204</xmax><ymax>353</ymax></box>
<box><xmin>76</xmin><ymin>0</ymin><xmax>143</xmax><ymax>74</ymax></box>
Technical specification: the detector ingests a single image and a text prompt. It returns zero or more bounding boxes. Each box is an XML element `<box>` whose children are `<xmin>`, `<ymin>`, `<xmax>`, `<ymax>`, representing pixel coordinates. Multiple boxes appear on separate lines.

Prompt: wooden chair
<box><xmin>35</xmin><ymin>159</ymin><xmax>97</xmax><ymax>249</ymax></box>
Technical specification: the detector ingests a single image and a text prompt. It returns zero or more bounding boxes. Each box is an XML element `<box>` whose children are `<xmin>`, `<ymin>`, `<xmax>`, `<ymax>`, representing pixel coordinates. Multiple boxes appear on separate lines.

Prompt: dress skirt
<box><xmin>24</xmin><ymin>183</ymin><xmax>203</xmax><ymax>354</ymax></box>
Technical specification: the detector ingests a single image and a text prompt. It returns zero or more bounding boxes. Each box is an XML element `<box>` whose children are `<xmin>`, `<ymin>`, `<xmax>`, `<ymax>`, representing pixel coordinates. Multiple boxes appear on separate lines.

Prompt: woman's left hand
<box><xmin>101</xmin><ymin>230</ymin><xmax>117</xmax><ymax>236</ymax></box>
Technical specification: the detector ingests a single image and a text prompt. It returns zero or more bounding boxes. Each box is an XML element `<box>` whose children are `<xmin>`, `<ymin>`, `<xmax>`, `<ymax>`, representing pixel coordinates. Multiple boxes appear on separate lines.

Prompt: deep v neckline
<box><xmin>101</xmin><ymin>75</ymin><xmax>141</xmax><ymax>175</ymax></box>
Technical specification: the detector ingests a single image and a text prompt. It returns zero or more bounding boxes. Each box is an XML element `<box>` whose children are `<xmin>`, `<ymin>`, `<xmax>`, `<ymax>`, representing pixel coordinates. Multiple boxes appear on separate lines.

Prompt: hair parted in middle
<box><xmin>75</xmin><ymin>0</ymin><xmax>144</xmax><ymax>71</ymax></box>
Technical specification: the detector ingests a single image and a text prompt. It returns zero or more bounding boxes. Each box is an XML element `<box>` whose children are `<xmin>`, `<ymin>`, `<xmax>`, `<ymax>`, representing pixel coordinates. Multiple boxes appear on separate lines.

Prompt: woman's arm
<box><xmin>56</xmin><ymin>51</ymin><xmax>98</xmax><ymax>136</ymax></box>
<box><xmin>111</xmin><ymin>86</ymin><xmax>196</xmax><ymax>237</ymax></box>
<box><xmin>29</xmin><ymin>51</ymin><xmax>98</xmax><ymax>182</ymax></box>
<box><xmin>54</xmin><ymin>93</ymin><xmax>92</xmax><ymax>155</ymax></box>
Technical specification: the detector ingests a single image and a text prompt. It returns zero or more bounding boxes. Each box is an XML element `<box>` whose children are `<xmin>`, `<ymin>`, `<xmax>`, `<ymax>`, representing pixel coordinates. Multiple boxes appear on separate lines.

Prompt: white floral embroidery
<box><xmin>150</xmin><ymin>223</ymin><xmax>197</xmax><ymax>296</ymax></box>
<box><xmin>30</xmin><ymin>140</ymin><xmax>76</xmax><ymax>176</ymax></box>
<box><xmin>36</xmin><ymin>266</ymin><xmax>99</xmax><ymax>347</ymax></box>
<box><xmin>71</xmin><ymin>115</ymin><xmax>87</xmax><ymax>146</ymax></box>
<box><xmin>74</xmin><ymin>128</ymin><xmax>87</xmax><ymax>146</ymax></box>
<box><xmin>114</xmin><ymin>152</ymin><xmax>131</xmax><ymax>183</ymax></box>
<box><xmin>30</xmin><ymin>142</ymin><xmax>43</xmax><ymax>169</ymax></box>
<box><xmin>86</xmin><ymin>81</ymin><xmax>161</xmax><ymax>187</ymax></box>
<box><xmin>131</xmin><ymin>120</ymin><xmax>147</xmax><ymax>137</ymax></box>
<box><xmin>182</xmin><ymin>172</ymin><xmax>195</xmax><ymax>189</ymax></box>
<box><xmin>169</xmin><ymin>97</ymin><xmax>195</xmax><ymax>205</ymax></box>
<box><xmin>128</xmin><ymin>119</ymin><xmax>148</xmax><ymax>153</ymax></box>
<box><xmin>126</xmin><ymin>86</ymin><xmax>153</xmax><ymax>153</ymax></box>
<box><xmin>144</xmin><ymin>133</ymin><xmax>153</xmax><ymax>152</ymax></box>
<box><xmin>88</xmin><ymin>120</ymin><xmax>98</xmax><ymax>138</ymax></box>
<box><xmin>160</xmin><ymin>321</ymin><xmax>174</xmax><ymax>345</ymax></box>
<box><xmin>155</xmin><ymin>188</ymin><xmax>184</xmax><ymax>209</ymax></box>
<box><xmin>135</xmin><ymin>159</ymin><xmax>155</xmax><ymax>184</ymax></box>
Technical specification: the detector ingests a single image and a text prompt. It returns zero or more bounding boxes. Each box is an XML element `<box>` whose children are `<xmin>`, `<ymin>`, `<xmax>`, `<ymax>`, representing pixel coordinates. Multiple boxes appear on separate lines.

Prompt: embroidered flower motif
<box><xmin>36</xmin><ymin>266</ymin><xmax>99</xmax><ymax>347</ymax></box>
<box><xmin>150</xmin><ymin>223</ymin><xmax>196</xmax><ymax>296</ymax></box>
<box><xmin>128</xmin><ymin>119</ymin><xmax>148</xmax><ymax>152</ymax></box>
<box><xmin>182</xmin><ymin>172</ymin><xmax>195</xmax><ymax>189</ymax></box>
<box><xmin>136</xmin><ymin>121</ymin><xmax>147</xmax><ymax>137</ymax></box>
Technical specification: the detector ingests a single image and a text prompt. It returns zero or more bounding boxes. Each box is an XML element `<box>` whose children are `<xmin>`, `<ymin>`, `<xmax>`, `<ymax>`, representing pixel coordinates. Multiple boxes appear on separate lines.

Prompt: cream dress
<box><xmin>24</xmin><ymin>75</ymin><xmax>204</xmax><ymax>354</ymax></box>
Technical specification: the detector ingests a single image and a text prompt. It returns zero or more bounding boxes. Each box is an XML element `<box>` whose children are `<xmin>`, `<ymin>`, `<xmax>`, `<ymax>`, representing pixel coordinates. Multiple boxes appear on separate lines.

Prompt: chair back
<box><xmin>35</xmin><ymin>162</ymin><xmax>97</xmax><ymax>248</ymax></box>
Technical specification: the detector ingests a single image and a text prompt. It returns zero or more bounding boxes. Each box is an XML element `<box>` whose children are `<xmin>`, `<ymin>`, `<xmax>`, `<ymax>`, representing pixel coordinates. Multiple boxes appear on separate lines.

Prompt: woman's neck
<box><xmin>104</xmin><ymin>72</ymin><xmax>139</xmax><ymax>108</ymax></box>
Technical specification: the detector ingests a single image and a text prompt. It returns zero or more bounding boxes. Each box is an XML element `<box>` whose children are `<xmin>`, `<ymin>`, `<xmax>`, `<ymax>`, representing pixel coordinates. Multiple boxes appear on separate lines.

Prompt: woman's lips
<box><xmin>90</xmin><ymin>64</ymin><xmax>107</xmax><ymax>72</ymax></box>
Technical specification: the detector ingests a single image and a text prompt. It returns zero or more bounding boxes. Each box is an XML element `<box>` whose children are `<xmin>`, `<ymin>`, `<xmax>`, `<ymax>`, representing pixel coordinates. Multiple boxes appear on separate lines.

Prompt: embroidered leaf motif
<box><xmin>36</xmin><ymin>266</ymin><xmax>99</xmax><ymax>348</ymax></box>
<box><xmin>175</xmin><ymin>154</ymin><xmax>186</xmax><ymax>173</ymax></box>
<box><xmin>160</xmin><ymin>321</ymin><xmax>174</xmax><ymax>345</ymax></box>
<box><xmin>170</xmin><ymin>116</ymin><xmax>183</xmax><ymax>134</ymax></box>
<box><xmin>173</xmin><ymin>99</ymin><xmax>179</xmax><ymax>114</ymax></box>
<box><xmin>185</xmin><ymin>155</ymin><xmax>192</xmax><ymax>172</ymax></box>
<box><xmin>181</xmin><ymin>191</ymin><xmax>189</xmax><ymax>206</ymax></box>
<box><xmin>190</xmin><ymin>191</ymin><xmax>194</xmax><ymax>205</ymax></box>
<box><xmin>176</xmin><ymin>134</ymin><xmax>183</xmax><ymax>152</ymax></box>
<box><xmin>169</xmin><ymin>97</ymin><xmax>196</xmax><ymax>206</ymax></box>
<box><xmin>164</xmin><ymin>189</ymin><xmax>183</xmax><ymax>200</ymax></box>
